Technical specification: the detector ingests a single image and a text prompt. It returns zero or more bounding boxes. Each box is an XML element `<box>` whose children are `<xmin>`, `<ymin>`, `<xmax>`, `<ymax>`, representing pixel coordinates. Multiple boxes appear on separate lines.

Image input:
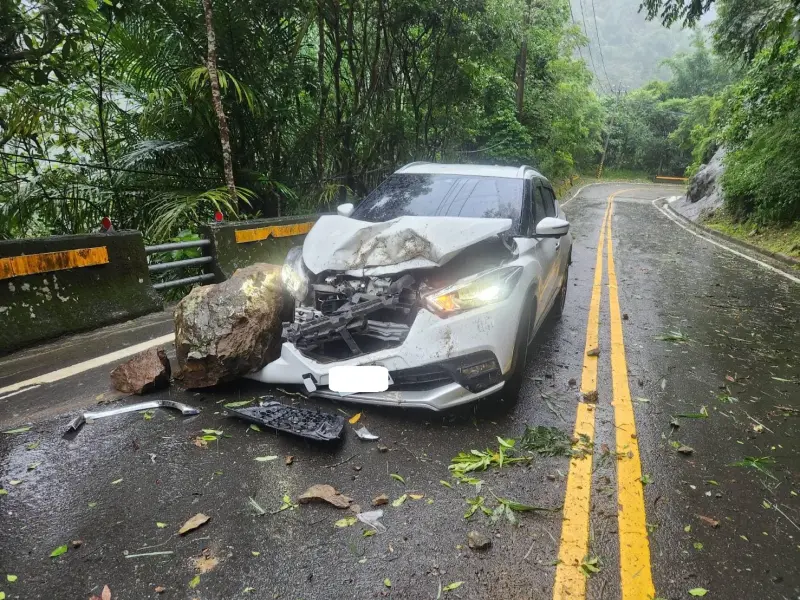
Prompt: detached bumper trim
<box><xmin>310</xmin><ymin>380</ymin><xmax>505</xmax><ymax>411</ymax></box>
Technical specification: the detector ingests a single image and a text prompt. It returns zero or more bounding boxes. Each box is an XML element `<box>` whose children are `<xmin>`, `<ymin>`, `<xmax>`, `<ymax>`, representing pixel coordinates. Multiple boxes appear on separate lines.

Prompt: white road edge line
<box><xmin>653</xmin><ymin>197</ymin><xmax>800</xmax><ymax>284</ymax></box>
<box><xmin>560</xmin><ymin>181</ymin><xmax>682</xmax><ymax>209</ymax></box>
<box><xmin>0</xmin><ymin>384</ymin><xmax>42</xmax><ymax>402</ymax></box>
<box><xmin>0</xmin><ymin>333</ymin><xmax>176</xmax><ymax>396</ymax></box>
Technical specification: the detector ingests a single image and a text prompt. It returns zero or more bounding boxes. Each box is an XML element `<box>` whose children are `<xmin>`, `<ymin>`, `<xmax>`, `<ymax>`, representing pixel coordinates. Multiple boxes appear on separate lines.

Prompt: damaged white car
<box><xmin>249</xmin><ymin>163</ymin><xmax>572</xmax><ymax>410</ymax></box>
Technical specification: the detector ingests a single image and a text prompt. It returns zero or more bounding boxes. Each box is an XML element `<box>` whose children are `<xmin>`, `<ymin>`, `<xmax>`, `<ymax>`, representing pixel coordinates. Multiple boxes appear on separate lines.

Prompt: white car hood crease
<box><xmin>302</xmin><ymin>215</ymin><xmax>514</xmax><ymax>275</ymax></box>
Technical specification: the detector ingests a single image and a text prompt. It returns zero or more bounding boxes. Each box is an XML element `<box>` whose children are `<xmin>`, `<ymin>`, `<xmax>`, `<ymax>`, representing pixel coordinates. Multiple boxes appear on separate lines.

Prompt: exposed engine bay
<box><xmin>283</xmin><ymin>233</ymin><xmax>516</xmax><ymax>362</ymax></box>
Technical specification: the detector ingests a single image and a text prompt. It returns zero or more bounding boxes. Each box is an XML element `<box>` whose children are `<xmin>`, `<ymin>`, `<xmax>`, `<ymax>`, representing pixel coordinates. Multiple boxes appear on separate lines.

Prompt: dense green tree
<box><xmin>0</xmin><ymin>0</ymin><xmax>604</xmax><ymax>240</ymax></box>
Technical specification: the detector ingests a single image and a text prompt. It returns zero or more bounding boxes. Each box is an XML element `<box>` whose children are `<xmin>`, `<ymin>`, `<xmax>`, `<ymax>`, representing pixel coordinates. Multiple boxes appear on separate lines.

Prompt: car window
<box><xmin>351</xmin><ymin>174</ymin><xmax>523</xmax><ymax>229</ymax></box>
<box><xmin>532</xmin><ymin>182</ymin><xmax>547</xmax><ymax>226</ymax></box>
<box><xmin>541</xmin><ymin>185</ymin><xmax>557</xmax><ymax>218</ymax></box>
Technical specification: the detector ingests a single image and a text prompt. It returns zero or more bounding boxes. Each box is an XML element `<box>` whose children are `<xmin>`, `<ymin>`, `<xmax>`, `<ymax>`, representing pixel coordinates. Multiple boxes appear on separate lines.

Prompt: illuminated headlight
<box><xmin>281</xmin><ymin>246</ymin><xmax>309</xmax><ymax>301</ymax></box>
<box><xmin>424</xmin><ymin>266</ymin><xmax>522</xmax><ymax>316</ymax></box>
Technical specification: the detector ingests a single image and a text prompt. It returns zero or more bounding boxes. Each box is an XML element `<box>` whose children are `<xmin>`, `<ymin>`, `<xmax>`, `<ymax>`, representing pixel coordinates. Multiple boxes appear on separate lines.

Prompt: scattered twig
<box><xmin>773</xmin><ymin>504</ymin><xmax>800</xmax><ymax>532</ymax></box>
<box><xmin>125</xmin><ymin>550</ymin><xmax>174</xmax><ymax>559</ymax></box>
<box><xmin>775</xmin><ymin>405</ymin><xmax>799</xmax><ymax>413</ymax></box>
<box><xmin>276</xmin><ymin>388</ymin><xmax>307</xmax><ymax>399</ymax></box>
<box><xmin>323</xmin><ymin>454</ymin><xmax>356</xmax><ymax>469</ymax></box>
<box><xmin>544</xmin><ymin>399</ymin><xmax>567</xmax><ymax>423</ymax></box>
<box><xmin>745</xmin><ymin>412</ymin><xmax>774</xmax><ymax>434</ymax></box>
<box><xmin>524</xmin><ymin>540</ymin><xmax>536</xmax><ymax>560</ymax></box>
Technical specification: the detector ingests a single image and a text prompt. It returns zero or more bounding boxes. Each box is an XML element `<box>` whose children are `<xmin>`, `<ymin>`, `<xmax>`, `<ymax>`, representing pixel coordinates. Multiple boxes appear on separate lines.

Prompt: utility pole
<box><xmin>597</xmin><ymin>85</ymin><xmax>623</xmax><ymax>179</ymax></box>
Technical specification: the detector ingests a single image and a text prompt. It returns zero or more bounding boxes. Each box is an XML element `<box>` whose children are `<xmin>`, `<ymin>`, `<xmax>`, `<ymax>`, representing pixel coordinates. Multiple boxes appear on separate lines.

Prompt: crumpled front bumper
<box><xmin>246</xmin><ymin>302</ymin><xmax>522</xmax><ymax>410</ymax></box>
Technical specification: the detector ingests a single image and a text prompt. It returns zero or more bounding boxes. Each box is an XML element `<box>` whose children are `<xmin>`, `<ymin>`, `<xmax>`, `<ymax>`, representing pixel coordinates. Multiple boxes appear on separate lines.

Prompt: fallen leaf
<box><xmin>193</xmin><ymin>552</ymin><xmax>219</xmax><ymax>574</ymax></box>
<box><xmin>391</xmin><ymin>494</ymin><xmax>408</xmax><ymax>507</ymax></box>
<box><xmin>349</xmin><ymin>412</ymin><xmax>362</xmax><ymax>424</ymax></box>
<box><xmin>693</xmin><ymin>542</ymin><xmax>703</xmax><ymax>550</ymax></box>
<box><xmin>156</xmin><ymin>522</ymin><xmax>167</xmax><ymax>528</ymax></box>
<box><xmin>285</xmin><ymin>455</ymin><xmax>294</xmax><ymax>465</ymax></box>
<box><xmin>409</xmin><ymin>493</ymin><xmax>424</xmax><ymax>500</ymax></box>
<box><xmin>111</xmin><ymin>478</ymin><xmax>123</xmax><ymax>485</ymax></box>
<box><xmin>298</xmin><ymin>484</ymin><xmax>353</xmax><ymax>508</ymax></box>
<box><xmin>101</xmin><ymin>585</ymin><xmax>111</xmax><ymax>600</ymax></box>
<box><xmin>193</xmin><ymin>437</ymin><xmax>208</xmax><ymax>448</ymax></box>
<box><xmin>443</xmin><ymin>581</ymin><xmax>464</xmax><ymax>592</ymax></box>
<box><xmin>249</xmin><ymin>424</ymin><xmax>262</xmax><ymax>432</ymax></box>
<box><xmin>696</xmin><ymin>515</ymin><xmax>719</xmax><ymax>528</ymax></box>
<box><xmin>384</xmin><ymin>578</ymin><xmax>392</xmax><ymax>588</ymax></box>
<box><xmin>440</xmin><ymin>480</ymin><xmax>453</xmax><ymax>489</ymax></box>
<box><xmin>0</xmin><ymin>489</ymin><xmax>7</xmax><ymax>496</ymax></box>
<box><xmin>50</xmin><ymin>545</ymin><xmax>68</xmax><ymax>558</ymax></box>
<box><xmin>677</xmin><ymin>445</ymin><xmax>694</xmax><ymax>455</ymax></box>
<box><xmin>254</xmin><ymin>456</ymin><xmax>278</xmax><ymax>462</ymax></box>
<box><xmin>25</xmin><ymin>441</ymin><xmax>40</xmax><ymax>450</ymax></box>
<box><xmin>372</xmin><ymin>494</ymin><xmax>389</xmax><ymax>506</ymax></box>
<box><xmin>179</xmin><ymin>513</ymin><xmax>210</xmax><ymax>535</ymax></box>
<box><xmin>223</xmin><ymin>400</ymin><xmax>253</xmax><ymax>408</ymax></box>
<box><xmin>188</xmin><ymin>575</ymin><xmax>200</xmax><ymax>589</ymax></box>
<box><xmin>2</xmin><ymin>426</ymin><xmax>31</xmax><ymax>434</ymax></box>
<box><xmin>0</xmin><ymin>592</ymin><xmax>5</xmax><ymax>600</ymax></box>
<box><xmin>71</xmin><ymin>540</ymin><xmax>83</xmax><ymax>548</ymax></box>
<box><xmin>251</xmin><ymin>551</ymin><xmax>260</xmax><ymax>556</ymax></box>
<box><xmin>7</xmin><ymin>575</ymin><xmax>17</xmax><ymax>582</ymax></box>
<box><xmin>154</xmin><ymin>586</ymin><xmax>165</xmax><ymax>593</ymax></box>
<box><xmin>363</xmin><ymin>529</ymin><xmax>376</xmax><ymax>537</ymax></box>
<box><xmin>243</xmin><ymin>588</ymin><xmax>255</xmax><ymax>594</ymax></box>
<box><xmin>390</xmin><ymin>473</ymin><xmax>405</xmax><ymax>484</ymax></box>
<box><xmin>249</xmin><ymin>496</ymin><xmax>266</xmax><ymax>516</ymax></box>
<box><xmin>334</xmin><ymin>516</ymin><xmax>357</xmax><ymax>528</ymax></box>
<box><xmin>10</xmin><ymin>480</ymin><xmax>22</xmax><ymax>486</ymax></box>
<box><xmin>27</xmin><ymin>461</ymin><xmax>40</xmax><ymax>471</ymax></box>
<box><xmin>688</xmin><ymin>588</ymin><xmax>708</xmax><ymax>597</ymax></box>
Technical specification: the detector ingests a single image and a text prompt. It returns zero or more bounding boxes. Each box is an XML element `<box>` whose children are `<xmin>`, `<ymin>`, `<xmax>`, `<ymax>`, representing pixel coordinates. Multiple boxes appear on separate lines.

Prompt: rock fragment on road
<box><xmin>110</xmin><ymin>347</ymin><xmax>171</xmax><ymax>395</ymax></box>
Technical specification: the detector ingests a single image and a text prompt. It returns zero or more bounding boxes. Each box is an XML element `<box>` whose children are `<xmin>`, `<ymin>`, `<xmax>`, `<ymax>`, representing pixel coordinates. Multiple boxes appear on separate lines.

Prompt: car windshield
<box><xmin>351</xmin><ymin>174</ymin><xmax>523</xmax><ymax>228</ymax></box>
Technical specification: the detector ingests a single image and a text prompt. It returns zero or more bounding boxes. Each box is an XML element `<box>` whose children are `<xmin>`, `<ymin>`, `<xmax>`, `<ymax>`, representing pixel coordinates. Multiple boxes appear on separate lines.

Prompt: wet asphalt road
<box><xmin>1</xmin><ymin>183</ymin><xmax>798</xmax><ymax>600</ymax></box>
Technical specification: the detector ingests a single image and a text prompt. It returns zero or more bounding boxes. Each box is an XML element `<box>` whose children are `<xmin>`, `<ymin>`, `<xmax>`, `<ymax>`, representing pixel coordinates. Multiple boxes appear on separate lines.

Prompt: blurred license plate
<box><xmin>329</xmin><ymin>365</ymin><xmax>389</xmax><ymax>393</ymax></box>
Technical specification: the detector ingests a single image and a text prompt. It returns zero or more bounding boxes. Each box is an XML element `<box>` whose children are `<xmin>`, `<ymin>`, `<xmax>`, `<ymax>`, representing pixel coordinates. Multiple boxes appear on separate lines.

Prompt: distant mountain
<box><xmin>568</xmin><ymin>0</ymin><xmax>703</xmax><ymax>91</ymax></box>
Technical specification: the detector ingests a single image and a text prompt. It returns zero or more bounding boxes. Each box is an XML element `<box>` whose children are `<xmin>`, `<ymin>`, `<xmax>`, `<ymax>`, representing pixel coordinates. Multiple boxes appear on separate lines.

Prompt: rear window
<box><xmin>351</xmin><ymin>174</ymin><xmax>523</xmax><ymax>228</ymax></box>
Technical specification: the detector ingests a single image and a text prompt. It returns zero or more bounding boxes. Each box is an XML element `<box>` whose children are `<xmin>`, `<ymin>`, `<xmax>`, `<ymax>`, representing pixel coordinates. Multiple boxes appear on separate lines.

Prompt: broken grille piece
<box><xmin>227</xmin><ymin>399</ymin><xmax>345</xmax><ymax>441</ymax></box>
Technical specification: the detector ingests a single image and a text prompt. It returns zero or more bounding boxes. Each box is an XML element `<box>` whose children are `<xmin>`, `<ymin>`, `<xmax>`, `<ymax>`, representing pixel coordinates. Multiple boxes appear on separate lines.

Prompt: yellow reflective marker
<box><xmin>234</xmin><ymin>222</ymin><xmax>314</xmax><ymax>243</ymax></box>
<box><xmin>0</xmin><ymin>247</ymin><xmax>109</xmax><ymax>280</ymax></box>
<box><xmin>606</xmin><ymin>198</ymin><xmax>656</xmax><ymax>600</ymax></box>
<box><xmin>553</xmin><ymin>197</ymin><xmax>612</xmax><ymax>599</ymax></box>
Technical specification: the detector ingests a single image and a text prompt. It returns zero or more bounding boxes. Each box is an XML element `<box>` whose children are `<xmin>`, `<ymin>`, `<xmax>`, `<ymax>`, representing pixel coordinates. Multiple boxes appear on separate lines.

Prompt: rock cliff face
<box><xmin>174</xmin><ymin>263</ymin><xmax>283</xmax><ymax>388</ymax></box>
<box><xmin>673</xmin><ymin>147</ymin><xmax>726</xmax><ymax>221</ymax></box>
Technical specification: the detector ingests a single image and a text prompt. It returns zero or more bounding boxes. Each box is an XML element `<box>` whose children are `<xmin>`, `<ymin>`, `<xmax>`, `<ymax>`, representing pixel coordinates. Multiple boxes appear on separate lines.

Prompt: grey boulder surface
<box><xmin>174</xmin><ymin>263</ymin><xmax>283</xmax><ymax>388</ymax></box>
<box><xmin>673</xmin><ymin>146</ymin><xmax>726</xmax><ymax>221</ymax></box>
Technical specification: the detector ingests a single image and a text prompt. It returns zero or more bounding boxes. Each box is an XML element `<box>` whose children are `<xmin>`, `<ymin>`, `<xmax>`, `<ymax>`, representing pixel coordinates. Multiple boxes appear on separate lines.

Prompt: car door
<box><xmin>520</xmin><ymin>178</ymin><xmax>557</xmax><ymax>333</ymax></box>
<box><xmin>533</xmin><ymin>180</ymin><xmax>561</xmax><ymax>318</ymax></box>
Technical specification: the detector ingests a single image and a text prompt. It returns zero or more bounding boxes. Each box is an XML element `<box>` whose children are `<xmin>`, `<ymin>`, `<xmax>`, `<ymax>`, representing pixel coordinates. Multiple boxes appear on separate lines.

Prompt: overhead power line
<box><xmin>576</xmin><ymin>0</ymin><xmax>606</xmax><ymax>94</ymax></box>
<box><xmin>589</xmin><ymin>0</ymin><xmax>613</xmax><ymax>91</ymax></box>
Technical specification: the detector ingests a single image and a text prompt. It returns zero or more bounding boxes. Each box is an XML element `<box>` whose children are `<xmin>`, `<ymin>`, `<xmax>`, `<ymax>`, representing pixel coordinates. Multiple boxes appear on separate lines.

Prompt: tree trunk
<box><xmin>515</xmin><ymin>0</ymin><xmax>532</xmax><ymax>117</ymax></box>
<box><xmin>202</xmin><ymin>0</ymin><xmax>237</xmax><ymax>207</ymax></box>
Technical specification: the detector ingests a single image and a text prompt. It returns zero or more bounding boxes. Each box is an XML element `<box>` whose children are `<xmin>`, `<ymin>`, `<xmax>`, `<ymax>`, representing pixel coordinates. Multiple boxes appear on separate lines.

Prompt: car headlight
<box><xmin>424</xmin><ymin>266</ymin><xmax>522</xmax><ymax>316</ymax></box>
<box><xmin>281</xmin><ymin>246</ymin><xmax>309</xmax><ymax>301</ymax></box>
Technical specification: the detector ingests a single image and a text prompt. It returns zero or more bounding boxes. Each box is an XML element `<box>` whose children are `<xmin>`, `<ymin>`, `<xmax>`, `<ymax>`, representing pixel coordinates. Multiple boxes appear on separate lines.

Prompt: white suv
<box><xmin>250</xmin><ymin>163</ymin><xmax>572</xmax><ymax>410</ymax></box>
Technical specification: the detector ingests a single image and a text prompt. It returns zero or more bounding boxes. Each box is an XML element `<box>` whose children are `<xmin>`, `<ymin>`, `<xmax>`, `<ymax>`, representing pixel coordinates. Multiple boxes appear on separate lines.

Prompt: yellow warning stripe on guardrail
<box><xmin>655</xmin><ymin>175</ymin><xmax>688</xmax><ymax>182</ymax></box>
<box><xmin>0</xmin><ymin>247</ymin><xmax>109</xmax><ymax>280</ymax></box>
<box><xmin>235</xmin><ymin>222</ymin><xmax>314</xmax><ymax>244</ymax></box>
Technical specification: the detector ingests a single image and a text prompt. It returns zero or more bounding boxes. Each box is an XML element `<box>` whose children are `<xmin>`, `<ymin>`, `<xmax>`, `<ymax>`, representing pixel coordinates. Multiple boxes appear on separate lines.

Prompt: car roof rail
<box><xmin>395</xmin><ymin>161</ymin><xmax>430</xmax><ymax>173</ymax></box>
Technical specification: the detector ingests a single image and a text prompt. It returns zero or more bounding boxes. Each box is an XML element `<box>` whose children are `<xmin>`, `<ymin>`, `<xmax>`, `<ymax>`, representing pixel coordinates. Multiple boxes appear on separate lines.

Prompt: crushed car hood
<box><xmin>302</xmin><ymin>215</ymin><xmax>513</xmax><ymax>275</ymax></box>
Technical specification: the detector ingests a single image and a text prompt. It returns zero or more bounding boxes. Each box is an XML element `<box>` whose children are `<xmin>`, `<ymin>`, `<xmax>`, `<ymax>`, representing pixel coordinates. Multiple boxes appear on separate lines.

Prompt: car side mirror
<box><xmin>535</xmin><ymin>217</ymin><xmax>570</xmax><ymax>238</ymax></box>
<box><xmin>337</xmin><ymin>203</ymin><xmax>354</xmax><ymax>217</ymax></box>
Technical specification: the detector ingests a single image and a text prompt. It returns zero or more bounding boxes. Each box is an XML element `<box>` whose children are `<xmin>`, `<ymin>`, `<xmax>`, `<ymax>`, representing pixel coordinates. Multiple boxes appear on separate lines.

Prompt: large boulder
<box><xmin>110</xmin><ymin>346</ymin><xmax>171</xmax><ymax>394</ymax></box>
<box><xmin>174</xmin><ymin>263</ymin><xmax>283</xmax><ymax>388</ymax></box>
<box><xmin>673</xmin><ymin>147</ymin><xmax>726</xmax><ymax>221</ymax></box>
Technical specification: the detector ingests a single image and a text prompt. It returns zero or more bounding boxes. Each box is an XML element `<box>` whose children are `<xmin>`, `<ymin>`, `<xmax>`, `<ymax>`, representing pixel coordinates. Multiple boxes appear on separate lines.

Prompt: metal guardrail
<box><xmin>145</xmin><ymin>239</ymin><xmax>215</xmax><ymax>291</ymax></box>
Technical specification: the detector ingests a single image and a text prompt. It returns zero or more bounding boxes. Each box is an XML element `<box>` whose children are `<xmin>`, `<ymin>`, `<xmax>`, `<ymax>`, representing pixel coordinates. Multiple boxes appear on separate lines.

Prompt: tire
<box><xmin>498</xmin><ymin>297</ymin><xmax>535</xmax><ymax>405</ymax></box>
<box><xmin>553</xmin><ymin>265</ymin><xmax>569</xmax><ymax>319</ymax></box>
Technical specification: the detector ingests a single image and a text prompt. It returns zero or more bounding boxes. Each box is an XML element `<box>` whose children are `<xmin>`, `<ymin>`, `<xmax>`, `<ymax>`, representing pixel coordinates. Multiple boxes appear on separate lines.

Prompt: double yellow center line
<box><xmin>553</xmin><ymin>190</ymin><xmax>655</xmax><ymax>600</ymax></box>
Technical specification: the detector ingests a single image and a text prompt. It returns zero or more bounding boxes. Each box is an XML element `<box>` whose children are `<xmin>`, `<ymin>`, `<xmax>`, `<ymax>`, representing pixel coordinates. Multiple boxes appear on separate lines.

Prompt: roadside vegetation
<box><xmin>0</xmin><ymin>0</ymin><xmax>606</xmax><ymax>242</ymax></box>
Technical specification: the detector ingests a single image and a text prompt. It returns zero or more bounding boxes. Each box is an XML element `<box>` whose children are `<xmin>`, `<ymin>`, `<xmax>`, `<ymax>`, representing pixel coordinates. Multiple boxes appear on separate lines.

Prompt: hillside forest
<box><xmin>0</xmin><ymin>0</ymin><xmax>797</xmax><ymax>245</ymax></box>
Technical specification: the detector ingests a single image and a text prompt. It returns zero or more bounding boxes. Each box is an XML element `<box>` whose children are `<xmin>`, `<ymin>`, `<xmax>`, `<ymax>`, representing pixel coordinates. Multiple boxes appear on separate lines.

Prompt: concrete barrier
<box><xmin>0</xmin><ymin>231</ymin><xmax>163</xmax><ymax>354</ymax></box>
<box><xmin>203</xmin><ymin>215</ymin><xmax>318</xmax><ymax>281</ymax></box>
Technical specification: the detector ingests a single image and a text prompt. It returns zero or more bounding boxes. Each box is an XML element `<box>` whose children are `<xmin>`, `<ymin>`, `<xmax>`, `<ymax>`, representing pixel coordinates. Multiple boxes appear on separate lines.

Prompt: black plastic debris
<box><xmin>227</xmin><ymin>399</ymin><xmax>345</xmax><ymax>441</ymax></box>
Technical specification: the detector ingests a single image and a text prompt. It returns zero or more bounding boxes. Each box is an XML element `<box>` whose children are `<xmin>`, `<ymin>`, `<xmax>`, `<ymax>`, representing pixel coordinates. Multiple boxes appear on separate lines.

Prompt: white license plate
<box><xmin>328</xmin><ymin>365</ymin><xmax>389</xmax><ymax>394</ymax></box>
